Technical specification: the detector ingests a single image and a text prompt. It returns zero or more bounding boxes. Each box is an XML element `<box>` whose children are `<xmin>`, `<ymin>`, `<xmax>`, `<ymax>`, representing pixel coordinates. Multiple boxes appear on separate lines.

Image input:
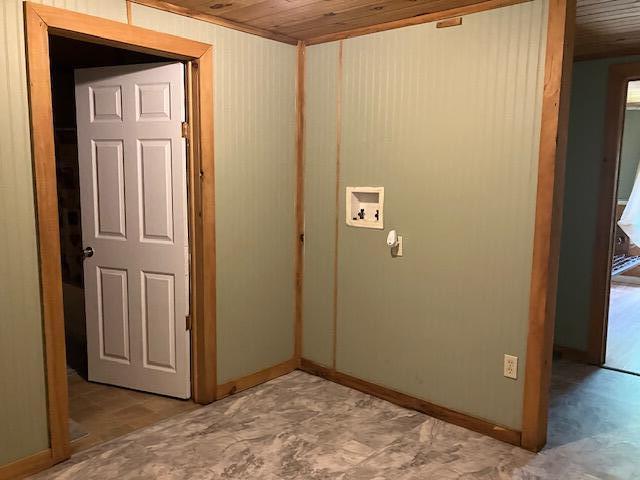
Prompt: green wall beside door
<box><xmin>0</xmin><ymin>0</ymin><xmax>297</xmax><ymax>467</ymax></box>
<box><xmin>303</xmin><ymin>0</ymin><xmax>549</xmax><ymax>430</ymax></box>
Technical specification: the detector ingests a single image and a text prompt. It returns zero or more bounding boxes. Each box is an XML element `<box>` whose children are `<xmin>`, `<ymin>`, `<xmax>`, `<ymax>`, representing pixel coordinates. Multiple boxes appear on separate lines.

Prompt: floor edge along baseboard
<box><xmin>1</xmin><ymin>356</ymin><xmax>524</xmax><ymax>480</ymax></box>
<box><xmin>299</xmin><ymin>358</ymin><xmax>522</xmax><ymax>447</ymax></box>
<box><xmin>0</xmin><ymin>448</ymin><xmax>54</xmax><ymax>480</ymax></box>
<box><xmin>216</xmin><ymin>358</ymin><xmax>298</xmax><ymax>399</ymax></box>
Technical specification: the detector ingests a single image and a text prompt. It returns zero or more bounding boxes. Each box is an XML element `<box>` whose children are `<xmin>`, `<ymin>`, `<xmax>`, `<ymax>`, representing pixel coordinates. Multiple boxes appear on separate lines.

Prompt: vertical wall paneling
<box><xmin>333</xmin><ymin>41</ymin><xmax>343</xmax><ymax>370</ymax></box>
<box><xmin>130</xmin><ymin>4</ymin><xmax>297</xmax><ymax>383</ymax></box>
<box><xmin>0</xmin><ymin>0</ymin><xmax>127</xmax><ymax>466</ymax></box>
<box><xmin>2</xmin><ymin>0</ymin><xmax>296</xmax><ymax>467</ymax></box>
<box><xmin>303</xmin><ymin>0</ymin><xmax>549</xmax><ymax>430</ymax></box>
<box><xmin>338</xmin><ymin>1</ymin><xmax>548</xmax><ymax>430</ymax></box>
<box><xmin>302</xmin><ymin>42</ymin><xmax>341</xmax><ymax>367</ymax></box>
<box><xmin>294</xmin><ymin>41</ymin><xmax>305</xmax><ymax>362</ymax></box>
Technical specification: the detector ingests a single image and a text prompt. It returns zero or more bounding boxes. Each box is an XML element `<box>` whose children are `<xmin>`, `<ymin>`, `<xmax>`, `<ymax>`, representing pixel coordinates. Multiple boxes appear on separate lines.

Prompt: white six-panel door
<box><xmin>75</xmin><ymin>63</ymin><xmax>190</xmax><ymax>398</ymax></box>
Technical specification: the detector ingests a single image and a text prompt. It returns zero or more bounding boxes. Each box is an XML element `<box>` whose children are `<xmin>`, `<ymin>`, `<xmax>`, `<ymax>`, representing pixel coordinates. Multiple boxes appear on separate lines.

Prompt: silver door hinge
<box><xmin>186</xmin><ymin>315</ymin><xmax>192</xmax><ymax>331</ymax></box>
<box><xmin>181</xmin><ymin>122</ymin><xmax>189</xmax><ymax>139</ymax></box>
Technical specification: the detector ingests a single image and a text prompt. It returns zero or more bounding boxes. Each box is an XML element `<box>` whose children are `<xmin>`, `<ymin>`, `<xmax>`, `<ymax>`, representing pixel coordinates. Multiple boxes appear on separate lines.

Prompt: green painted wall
<box><xmin>302</xmin><ymin>41</ymin><xmax>340</xmax><ymax>368</ymax></box>
<box><xmin>0</xmin><ymin>0</ymin><xmax>296</xmax><ymax>466</ymax></box>
<box><xmin>131</xmin><ymin>2</ymin><xmax>297</xmax><ymax>386</ymax></box>
<box><xmin>303</xmin><ymin>0</ymin><xmax>548</xmax><ymax>430</ymax></box>
<box><xmin>555</xmin><ymin>56</ymin><xmax>640</xmax><ymax>352</ymax></box>
<box><xmin>618</xmin><ymin>110</ymin><xmax>640</xmax><ymax>202</ymax></box>
<box><xmin>0</xmin><ymin>0</ymin><xmax>129</xmax><ymax>466</ymax></box>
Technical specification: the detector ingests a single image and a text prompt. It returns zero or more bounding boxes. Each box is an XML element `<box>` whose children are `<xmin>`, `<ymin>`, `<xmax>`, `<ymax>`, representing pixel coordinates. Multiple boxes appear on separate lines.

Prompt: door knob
<box><xmin>82</xmin><ymin>246</ymin><xmax>94</xmax><ymax>259</ymax></box>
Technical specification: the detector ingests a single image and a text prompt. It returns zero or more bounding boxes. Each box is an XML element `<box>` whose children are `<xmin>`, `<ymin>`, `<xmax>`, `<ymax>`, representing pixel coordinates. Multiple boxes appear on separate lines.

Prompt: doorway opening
<box><xmin>49</xmin><ymin>36</ymin><xmax>199</xmax><ymax>452</ymax></box>
<box><xmin>24</xmin><ymin>2</ymin><xmax>216</xmax><ymax>467</ymax></box>
<box><xmin>547</xmin><ymin>60</ymin><xmax>640</xmax><ymax>470</ymax></box>
<box><xmin>587</xmin><ymin>62</ymin><xmax>640</xmax><ymax>375</ymax></box>
<box><xmin>606</xmin><ymin>79</ymin><xmax>640</xmax><ymax>375</ymax></box>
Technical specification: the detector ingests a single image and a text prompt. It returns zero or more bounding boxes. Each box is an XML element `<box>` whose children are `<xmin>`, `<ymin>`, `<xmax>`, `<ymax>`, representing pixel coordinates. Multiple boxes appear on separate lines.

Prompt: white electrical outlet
<box><xmin>504</xmin><ymin>354</ymin><xmax>518</xmax><ymax>379</ymax></box>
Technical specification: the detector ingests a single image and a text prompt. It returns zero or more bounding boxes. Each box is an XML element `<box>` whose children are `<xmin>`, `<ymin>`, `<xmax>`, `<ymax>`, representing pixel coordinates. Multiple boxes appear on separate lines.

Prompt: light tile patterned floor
<box><xmin>31</xmin><ymin>361</ymin><xmax>640</xmax><ymax>479</ymax></box>
<box><xmin>605</xmin><ymin>282</ymin><xmax>640</xmax><ymax>373</ymax></box>
<box><xmin>67</xmin><ymin>369</ymin><xmax>199</xmax><ymax>452</ymax></box>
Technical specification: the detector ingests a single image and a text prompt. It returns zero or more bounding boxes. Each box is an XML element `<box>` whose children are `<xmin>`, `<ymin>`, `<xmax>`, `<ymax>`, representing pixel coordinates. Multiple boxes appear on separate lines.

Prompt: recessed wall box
<box><xmin>346</xmin><ymin>186</ymin><xmax>384</xmax><ymax>229</ymax></box>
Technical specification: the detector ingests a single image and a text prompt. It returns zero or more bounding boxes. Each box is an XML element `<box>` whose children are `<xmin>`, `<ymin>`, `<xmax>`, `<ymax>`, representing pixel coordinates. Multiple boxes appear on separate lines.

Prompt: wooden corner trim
<box><xmin>294</xmin><ymin>41</ymin><xmax>305</xmax><ymax>362</ymax></box>
<box><xmin>331</xmin><ymin>41</ymin><xmax>344</xmax><ymax>371</ymax></box>
<box><xmin>0</xmin><ymin>449</ymin><xmax>53</xmax><ymax>480</ymax></box>
<box><xmin>216</xmin><ymin>358</ymin><xmax>298</xmax><ymax>399</ymax></box>
<box><xmin>521</xmin><ymin>0</ymin><xmax>576</xmax><ymax>452</ymax></box>
<box><xmin>25</xmin><ymin>1</ymin><xmax>211</xmax><ymax>59</ymax></box>
<box><xmin>303</xmin><ymin>0</ymin><xmax>530</xmax><ymax>46</ymax></box>
<box><xmin>128</xmin><ymin>0</ymin><xmax>298</xmax><ymax>45</ymax></box>
<box><xmin>299</xmin><ymin>359</ymin><xmax>522</xmax><ymax>446</ymax></box>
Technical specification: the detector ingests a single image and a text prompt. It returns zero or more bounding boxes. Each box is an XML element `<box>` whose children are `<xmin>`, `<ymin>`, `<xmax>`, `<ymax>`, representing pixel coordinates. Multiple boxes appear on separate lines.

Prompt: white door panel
<box><xmin>93</xmin><ymin>140</ymin><xmax>126</xmax><ymax>238</ymax></box>
<box><xmin>142</xmin><ymin>272</ymin><xmax>176</xmax><ymax>371</ymax></box>
<box><xmin>97</xmin><ymin>267</ymin><xmax>129</xmax><ymax>363</ymax></box>
<box><xmin>138</xmin><ymin>139</ymin><xmax>174</xmax><ymax>242</ymax></box>
<box><xmin>75</xmin><ymin>62</ymin><xmax>190</xmax><ymax>399</ymax></box>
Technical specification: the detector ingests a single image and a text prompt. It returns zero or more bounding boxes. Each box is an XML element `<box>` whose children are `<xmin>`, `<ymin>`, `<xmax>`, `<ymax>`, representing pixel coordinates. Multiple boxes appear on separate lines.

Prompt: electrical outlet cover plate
<box><xmin>504</xmin><ymin>354</ymin><xmax>518</xmax><ymax>380</ymax></box>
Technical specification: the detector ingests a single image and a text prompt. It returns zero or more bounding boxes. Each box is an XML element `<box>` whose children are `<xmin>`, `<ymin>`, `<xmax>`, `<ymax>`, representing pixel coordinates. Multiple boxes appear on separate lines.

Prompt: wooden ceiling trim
<box><xmin>304</xmin><ymin>0</ymin><xmax>529</xmax><ymax>45</ymax></box>
<box><xmin>128</xmin><ymin>0</ymin><xmax>298</xmax><ymax>44</ymax></box>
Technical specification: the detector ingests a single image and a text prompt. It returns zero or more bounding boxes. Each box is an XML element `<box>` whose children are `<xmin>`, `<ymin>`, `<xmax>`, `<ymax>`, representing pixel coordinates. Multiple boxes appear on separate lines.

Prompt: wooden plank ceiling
<box><xmin>576</xmin><ymin>0</ymin><xmax>640</xmax><ymax>59</ymax></box>
<box><xmin>135</xmin><ymin>0</ymin><xmax>640</xmax><ymax>58</ymax></box>
<box><xmin>131</xmin><ymin>0</ymin><xmax>519</xmax><ymax>44</ymax></box>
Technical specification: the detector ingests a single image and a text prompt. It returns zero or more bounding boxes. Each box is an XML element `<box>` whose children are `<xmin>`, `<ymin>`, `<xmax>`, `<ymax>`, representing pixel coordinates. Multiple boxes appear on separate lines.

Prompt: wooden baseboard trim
<box><xmin>299</xmin><ymin>358</ymin><xmax>522</xmax><ymax>446</ymax></box>
<box><xmin>553</xmin><ymin>345</ymin><xmax>591</xmax><ymax>363</ymax></box>
<box><xmin>216</xmin><ymin>358</ymin><xmax>298</xmax><ymax>399</ymax></box>
<box><xmin>0</xmin><ymin>449</ymin><xmax>54</xmax><ymax>480</ymax></box>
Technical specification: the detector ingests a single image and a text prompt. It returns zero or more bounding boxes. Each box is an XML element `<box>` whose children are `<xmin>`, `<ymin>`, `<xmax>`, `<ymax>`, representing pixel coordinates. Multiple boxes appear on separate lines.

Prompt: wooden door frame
<box><xmin>587</xmin><ymin>62</ymin><xmax>640</xmax><ymax>365</ymax></box>
<box><xmin>520</xmin><ymin>0</ymin><xmax>575</xmax><ymax>452</ymax></box>
<box><xmin>21</xmin><ymin>1</ymin><xmax>216</xmax><ymax>471</ymax></box>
